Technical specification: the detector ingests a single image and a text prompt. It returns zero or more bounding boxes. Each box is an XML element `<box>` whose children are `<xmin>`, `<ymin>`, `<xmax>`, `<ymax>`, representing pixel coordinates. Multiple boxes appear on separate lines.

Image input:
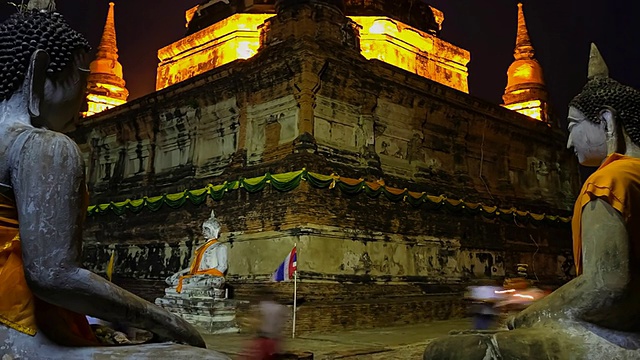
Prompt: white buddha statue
<box><xmin>166</xmin><ymin>211</ymin><xmax>228</xmax><ymax>299</ymax></box>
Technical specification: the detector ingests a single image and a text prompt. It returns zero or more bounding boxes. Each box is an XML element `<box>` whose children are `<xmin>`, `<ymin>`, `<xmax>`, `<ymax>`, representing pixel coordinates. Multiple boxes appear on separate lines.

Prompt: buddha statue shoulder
<box><xmin>0</xmin><ymin>2</ymin><xmax>227</xmax><ymax>358</ymax></box>
<box><xmin>423</xmin><ymin>44</ymin><xmax>640</xmax><ymax>359</ymax></box>
<box><xmin>166</xmin><ymin>211</ymin><xmax>228</xmax><ymax>299</ymax></box>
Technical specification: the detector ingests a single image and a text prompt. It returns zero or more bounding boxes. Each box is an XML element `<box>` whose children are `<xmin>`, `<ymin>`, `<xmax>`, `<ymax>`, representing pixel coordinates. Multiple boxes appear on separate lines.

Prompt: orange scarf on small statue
<box><xmin>176</xmin><ymin>239</ymin><xmax>224</xmax><ymax>293</ymax></box>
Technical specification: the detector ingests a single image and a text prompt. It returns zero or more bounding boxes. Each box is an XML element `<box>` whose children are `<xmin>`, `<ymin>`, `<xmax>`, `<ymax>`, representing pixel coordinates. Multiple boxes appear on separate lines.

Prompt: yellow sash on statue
<box><xmin>176</xmin><ymin>239</ymin><xmax>224</xmax><ymax>293</ymax></box>
<box><xmin>0</xmin><ymin>191</ymin><xmax>97</xmax><ymax>346</ymax></box>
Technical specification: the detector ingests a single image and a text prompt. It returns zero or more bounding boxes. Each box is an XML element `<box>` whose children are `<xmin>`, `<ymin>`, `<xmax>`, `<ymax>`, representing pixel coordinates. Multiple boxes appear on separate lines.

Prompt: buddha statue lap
<box><xmin>0</xmin><ymin>2</ymin><xmax>227</xmax><ymax>358</ymax></box>
<box><xmin>423</xmin><ymin>44</ymin><xmax>640</xmax><ymax>359</ymax></box>
<box><xmin>165</xmin><ymin>211</ymin><xmax>228</xmax><ymax>300</ymax></box>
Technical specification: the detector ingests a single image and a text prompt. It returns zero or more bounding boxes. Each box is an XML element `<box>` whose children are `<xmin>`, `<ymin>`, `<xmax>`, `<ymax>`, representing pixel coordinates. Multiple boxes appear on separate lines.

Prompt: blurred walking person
<box><xmin>240</xmin><ymin>288</ymin><xmax>288</xmax><ymax>360</ymax></box>
<box><xmin>466</xmin><ymin>279</ymin><xmax>503</xmax><ymax>330</ymax></box>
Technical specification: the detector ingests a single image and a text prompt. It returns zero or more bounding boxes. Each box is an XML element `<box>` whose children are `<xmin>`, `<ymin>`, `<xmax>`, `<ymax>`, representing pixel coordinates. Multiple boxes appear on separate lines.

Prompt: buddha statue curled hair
<box><xmin>569</xmin><ymin>46</ymin><xmax>640</xmax><ymax>146</ymax></box>
<box><xmin>0</xmin><ymin>8</ymin><xmax>91</xmax><ymax>102</ymax></box>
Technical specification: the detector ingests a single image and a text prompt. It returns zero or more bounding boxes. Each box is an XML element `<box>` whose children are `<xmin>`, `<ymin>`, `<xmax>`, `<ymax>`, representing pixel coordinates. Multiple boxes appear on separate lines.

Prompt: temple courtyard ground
<box><xmin>203</xmin><ymin>318</ymin><xmax>474</xmax><ymax>359</ymax></box>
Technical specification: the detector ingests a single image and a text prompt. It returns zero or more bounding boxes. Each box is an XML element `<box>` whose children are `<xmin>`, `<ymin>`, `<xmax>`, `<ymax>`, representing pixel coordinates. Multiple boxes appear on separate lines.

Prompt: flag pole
<box><xmin>292</xmin><ymin>243</ymin><xmax>298</xmax><ymax>339</ymax></box>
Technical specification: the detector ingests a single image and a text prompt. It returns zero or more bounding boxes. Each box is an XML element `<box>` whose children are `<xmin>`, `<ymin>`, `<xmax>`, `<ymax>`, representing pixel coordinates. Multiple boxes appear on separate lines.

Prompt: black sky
<box><xmin>1</xmin><ymin>0</ymin><xmax>639</xmax><ymax>124</ymax></box>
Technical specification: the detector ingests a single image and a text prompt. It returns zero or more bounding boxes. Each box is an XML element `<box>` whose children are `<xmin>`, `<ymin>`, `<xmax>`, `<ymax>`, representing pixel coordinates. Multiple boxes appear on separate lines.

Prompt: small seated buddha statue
<box><xmin>423</xmin><ymin>44</ymin><xmax>640</xmax><ymax>359</ymax></box>
<box><xmin>0</xmin><ymin>2</ymin><xmax>227</xmax><ymax>358</ymax></box>
<box><xmin>166</xmin><ymin>211</ymin><xmax>228</xmax><ymax>300</ymax></box>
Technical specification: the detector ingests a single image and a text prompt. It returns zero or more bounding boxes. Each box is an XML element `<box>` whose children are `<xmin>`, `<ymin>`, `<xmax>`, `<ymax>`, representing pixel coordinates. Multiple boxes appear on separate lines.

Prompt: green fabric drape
<box><xmin>87</xmin><ymin>169</ymin><xmax>571</xmax><ymax>223</ymax></box>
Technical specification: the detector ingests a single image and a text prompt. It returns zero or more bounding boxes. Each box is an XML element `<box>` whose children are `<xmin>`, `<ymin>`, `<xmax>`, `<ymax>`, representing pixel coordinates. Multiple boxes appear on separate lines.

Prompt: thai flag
<box><xmin>272</xmin><ymin>246</ymin><xmax>297</xmax><ymax>282</ymax></box>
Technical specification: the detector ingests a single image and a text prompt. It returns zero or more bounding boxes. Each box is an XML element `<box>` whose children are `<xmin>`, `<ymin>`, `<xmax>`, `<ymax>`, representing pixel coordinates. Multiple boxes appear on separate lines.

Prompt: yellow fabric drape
<box><xmin>106</xmin><ymin>251</ymin><xmax>115</xmax><ymax>282</ymax></box>
<box><xmin>176</xmin><ymin>239</ymin><xmax>224</xmax><ymax>293</ymax></box>
<box><xmin>0</xmin><ymin>192</ymin><xmax>97</xmax><ymax>345</ymax></box>
<box><xmin>0</xmin><ymin>193</ymin><xmax>36</xmax><ymax>335</ymax></box>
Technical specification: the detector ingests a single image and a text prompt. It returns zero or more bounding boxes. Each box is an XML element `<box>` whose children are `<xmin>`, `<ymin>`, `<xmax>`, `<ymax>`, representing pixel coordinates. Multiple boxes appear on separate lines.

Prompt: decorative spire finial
<box><xmin>96</xmin><ymin>2</ymin><xmax>118</xmax><ymax>61</ymax></box>
<box><xmin>514</xmin><ymin>3</ymin><xmax>534</xmax><ymax>60</ymax></box>
<box><xmin>587</xmin><ymin>43</ymin><xmax>609</xmax><ymax>80</ymax></box>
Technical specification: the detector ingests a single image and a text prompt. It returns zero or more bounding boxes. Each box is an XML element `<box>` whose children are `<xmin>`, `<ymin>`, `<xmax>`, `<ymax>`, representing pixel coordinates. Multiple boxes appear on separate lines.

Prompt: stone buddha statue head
<box><xmin>567</xmin><ymin>44</ymin><xmax>640</xmax><ymax>166</ymax></box>
<box><xmin>202</xmin><ymin>210</ymin><xmax>221</xmax><ymax>240</ymax></box>
<box><xmin>0</xmin><ymin>5</ymin><xmax>91</xmax><ymax>130</ymax></box>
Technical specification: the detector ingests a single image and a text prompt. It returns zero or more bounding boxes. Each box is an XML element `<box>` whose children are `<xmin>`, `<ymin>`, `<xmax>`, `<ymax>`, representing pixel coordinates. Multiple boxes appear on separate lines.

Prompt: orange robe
<box><xmin>572</xmin><ymin>153</ymin><xmax>640</xmax><ymax>275</ymax></box>
<box><xmin>0</xmin><ymin>190</ymin><xmax>97</xmax><ymax>345</ymax></box>
<box><xmin>176</xmin><ymin>239</ymin><xmax>224</xmax><ymax>293</ymax></box>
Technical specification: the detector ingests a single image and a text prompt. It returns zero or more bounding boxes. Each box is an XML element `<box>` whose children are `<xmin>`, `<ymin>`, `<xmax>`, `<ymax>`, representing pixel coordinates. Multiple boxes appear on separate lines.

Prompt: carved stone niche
<box><xmin>193</xmin><ymin>98</ymin><xmax>240</xmax><ymax>177</ymax></box>
<box><xmin>245</xmin><ymin>96</ymin><xmax>299</xmax><ymax>164</ymax></box>
<box><xmin>374</xmin><ymin>122</ymin><xmax>387</xmax><ymax>137</ymax></box>
<box><xmin>123</xmin><ymin>140</ymin><xmax>151</xmax><ymax>178</ymax></box>
<box><xmin>154</xmin><ymin>107</ymin><xmax>197</xmax><ymax>174</ymax></box>
<box><xmin>92</xmin><ymin>133</ymin><xmax>121</xmax><ymax>183</ymax></box>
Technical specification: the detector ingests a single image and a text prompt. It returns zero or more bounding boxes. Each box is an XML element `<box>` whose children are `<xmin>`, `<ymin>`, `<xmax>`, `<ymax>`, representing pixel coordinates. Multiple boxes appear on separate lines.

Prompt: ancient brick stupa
<box><xmin>72</xmin><ymin>0</ymin><xmax>579</xmax><ymax>334</ymax></box>
<box><xmin>83</xmin><ymin>2</ymin><xmax>129</xmax><ymax>117</ymax></box>
<box><xmin>502</xmin><ymin>3</ymin><xmax>549</xmax><ymax>122</ymax></box>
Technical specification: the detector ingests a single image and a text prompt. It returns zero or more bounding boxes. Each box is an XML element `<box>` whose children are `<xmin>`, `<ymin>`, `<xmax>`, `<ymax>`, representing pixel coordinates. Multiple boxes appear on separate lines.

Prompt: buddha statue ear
<box><xmin>599</xmin><ymin>106</ymin><xmax>626</xmax><ymax>154</ymax></box>
<box><xmin>26</xmin><ymin>50</ymin><xmax>50</xmax><ymax>119</ymax></box>
<box><xmin>599</xmin><ymin>107</ymin><xmax>616</xmax><ymax>136</ymax></box>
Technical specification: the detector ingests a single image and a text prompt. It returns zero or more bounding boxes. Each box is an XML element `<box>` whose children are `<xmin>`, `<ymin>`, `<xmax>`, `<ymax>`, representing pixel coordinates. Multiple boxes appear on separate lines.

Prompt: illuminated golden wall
<box><xmin>156</xmin><ymin>14</ymin><xmax>470</xmax><ymax>92</ymax></box>
<box><xmin>156</xmin><ymin>13</ymin><xmax>272</xmax><ymax>90</ymax></box>
<box><xmin>353</xmin><ymin>16</ymin><xmax>469</xmax><ymax>93</ymax></box>
<box><xmin>85</xmin><ymin>93</ymin><xmax>127</xmax><ymax>117</ymax></box>
<box><xmin>504</xmin><ymin>100</ymin><xmax>544</xmax><ymax>121</ymax></box>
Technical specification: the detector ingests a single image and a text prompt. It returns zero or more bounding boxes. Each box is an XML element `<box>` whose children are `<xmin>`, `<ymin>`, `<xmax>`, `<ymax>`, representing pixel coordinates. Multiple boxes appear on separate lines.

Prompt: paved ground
<box><xmin>203</xmin><ymin>318</ymin><xmax>474</xmax><ymax>359</ymax></box>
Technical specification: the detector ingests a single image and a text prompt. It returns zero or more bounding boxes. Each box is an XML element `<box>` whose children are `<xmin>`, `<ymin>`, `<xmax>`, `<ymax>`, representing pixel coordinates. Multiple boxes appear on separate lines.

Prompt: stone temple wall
<box><xmin>71</xmin><ymin>22</ymin><xmax>579</xmax><ymax>331</ymax></box>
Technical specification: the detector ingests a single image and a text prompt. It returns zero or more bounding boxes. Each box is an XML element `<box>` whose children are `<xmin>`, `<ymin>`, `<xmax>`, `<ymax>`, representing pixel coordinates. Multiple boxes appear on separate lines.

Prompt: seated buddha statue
<box><xmin>165</xmin><ymin>211</ymin><xmax>228</xmax><ymax>299</ymax></box>
<box><xmin>0</xmin><ymin>2</ymin><xmax>227</xmax><ymax>358</ymax></box>
<box><xmin>423</xmin><ymin>44</ymin><xmax>640</xmax><ymax>359</ymax></box>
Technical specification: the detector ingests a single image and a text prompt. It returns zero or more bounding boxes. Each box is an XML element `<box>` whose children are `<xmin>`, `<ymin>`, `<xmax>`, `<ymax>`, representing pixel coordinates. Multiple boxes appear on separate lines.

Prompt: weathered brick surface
<box><xmin>230</xmin><ymin>281</ymin><xmax>466</xmax><ymax>334</ymax></box>
<box><xmin>111</xmin><ymin>277</ymin><xmax>166</xmax><ymax>303</ymax></box>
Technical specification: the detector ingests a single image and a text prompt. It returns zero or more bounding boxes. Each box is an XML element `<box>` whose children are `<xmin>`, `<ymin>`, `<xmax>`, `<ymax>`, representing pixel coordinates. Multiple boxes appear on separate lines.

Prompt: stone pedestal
<box><xmin>164</xmin><ymin>286</ymin><xmax>227</xmax><ymax>300</ymax></box>
<box><xmin>423</xmin><ymin>325</ymin><xmax>640</xmax><ymax>360</ymax></box>
<box><xmin>155</xmin><ymin>291</ymin><xmax>247</xmax><ymax>334</ymax></box>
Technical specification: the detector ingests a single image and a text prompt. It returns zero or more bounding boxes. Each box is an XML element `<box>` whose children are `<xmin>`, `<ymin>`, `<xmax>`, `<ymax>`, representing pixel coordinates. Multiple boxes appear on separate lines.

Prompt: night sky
<box><xmin>0</xmin><ymin>0</ymin><xmax>639</xmax><ymax>124</ymax></box>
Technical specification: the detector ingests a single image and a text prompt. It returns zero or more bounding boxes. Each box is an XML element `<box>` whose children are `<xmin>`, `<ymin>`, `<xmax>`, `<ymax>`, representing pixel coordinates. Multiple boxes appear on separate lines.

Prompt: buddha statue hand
<box><xmin>166</xmin><ymin>268</ymin><xmax>190</xmax><ymax>286</ymax></box>
<box><xmin>507</xmin><ymin>281</ymin><xmax>575</xmax><ymax>330</ymax></box>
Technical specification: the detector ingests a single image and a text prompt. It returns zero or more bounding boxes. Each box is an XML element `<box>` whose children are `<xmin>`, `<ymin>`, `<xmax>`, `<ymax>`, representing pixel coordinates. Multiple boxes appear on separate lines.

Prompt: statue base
<box><xmin>423</xmin><ymin>321</ymin><xmax>640</xmax><ymax>360</ymax></box>
<box><xmin>155</xmin><ymin>289</ymin><xmax>247</xmax><ymax>335</ymax></box>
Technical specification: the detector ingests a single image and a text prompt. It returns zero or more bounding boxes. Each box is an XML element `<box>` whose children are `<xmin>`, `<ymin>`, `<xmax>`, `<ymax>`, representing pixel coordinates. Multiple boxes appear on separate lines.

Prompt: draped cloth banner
<box><xmin>87</xmin><ymin>169</ymin><xmax>571</xmax><ymax>224</ymax></box>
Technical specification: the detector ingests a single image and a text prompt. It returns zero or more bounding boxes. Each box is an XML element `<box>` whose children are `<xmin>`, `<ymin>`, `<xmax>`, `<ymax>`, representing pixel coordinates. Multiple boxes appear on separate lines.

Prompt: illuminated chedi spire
<box><xmin>83</xmin><ymin>2</ymin><xmax>129</xmax><ymax>117</ymax></box>
<box><xmin>502</xmin><ymin>3</ymin><xmax>549</xmax><ymax>122</ymax></box>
